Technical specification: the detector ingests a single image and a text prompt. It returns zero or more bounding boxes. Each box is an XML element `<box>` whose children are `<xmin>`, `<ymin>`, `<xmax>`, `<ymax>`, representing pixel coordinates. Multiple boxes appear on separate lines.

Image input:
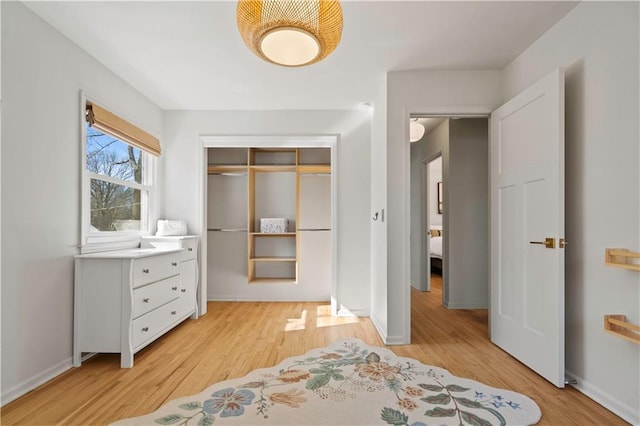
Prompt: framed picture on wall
<box><xmin>437</xmin><ymin>181</ymin><xmax>443</xmax><ymax>214</ymax></box>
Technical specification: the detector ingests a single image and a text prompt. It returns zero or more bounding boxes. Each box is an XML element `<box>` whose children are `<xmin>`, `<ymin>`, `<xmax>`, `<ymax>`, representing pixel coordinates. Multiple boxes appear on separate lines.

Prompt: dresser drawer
<box><xmin>132</xmin><ymin>299</ymin><xmax>181</xmax><ymax>349</ymax></box>
<box><xmin>132</xmin><ymin>253</ymin><xmax>181</xmax><ymax>288</ymax></box>
<box><xmin>133</xmin><ymin>275</ymin><xmax>180</xmax><ymax>318</ymax></box>
<box><xmin>180</xmin><ymin>238</ymin><xmax>198</xmax><ymax>261</ymax></box>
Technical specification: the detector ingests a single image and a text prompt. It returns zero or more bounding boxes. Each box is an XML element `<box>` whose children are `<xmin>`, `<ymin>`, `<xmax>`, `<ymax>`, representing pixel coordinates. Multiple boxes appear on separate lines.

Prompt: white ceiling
<box><xmin>25</xmin><ymin>1</ymin><xmax>578</xmax><ymax>111</ymax></box>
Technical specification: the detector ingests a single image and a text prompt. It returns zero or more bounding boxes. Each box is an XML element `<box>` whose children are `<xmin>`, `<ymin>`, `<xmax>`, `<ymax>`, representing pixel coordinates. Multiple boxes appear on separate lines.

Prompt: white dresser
<box><xmin>141</xmin><ymin>235</ymin><xmax>200</xmax><ymax>316</ymax></box>
<box><xmin>74</xmin><ymin>240</ymin><xmax>198</xmax><ymax>368</ymax></box>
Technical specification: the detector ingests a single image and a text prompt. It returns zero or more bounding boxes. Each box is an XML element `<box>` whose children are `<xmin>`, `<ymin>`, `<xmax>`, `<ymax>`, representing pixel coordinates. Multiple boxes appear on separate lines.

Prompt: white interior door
<box><xmin>490</xmin><ymin>68</ymin><xmax>565</xmax><ymax>388</ymax></box>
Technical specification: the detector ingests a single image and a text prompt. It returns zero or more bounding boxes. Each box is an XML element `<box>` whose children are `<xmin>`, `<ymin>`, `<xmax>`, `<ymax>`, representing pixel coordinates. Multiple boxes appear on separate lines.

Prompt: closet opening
<box><xmin>199</xmin><ymin>136</ymin><xmax>339</xmax><ymax>315</ymax></box>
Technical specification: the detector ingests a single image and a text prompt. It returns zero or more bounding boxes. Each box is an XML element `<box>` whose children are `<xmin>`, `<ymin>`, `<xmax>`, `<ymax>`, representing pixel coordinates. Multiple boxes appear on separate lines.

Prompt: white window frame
<box><xmin>80</xmin><ymin>92</ymin><xmax>156</xmax><ymax>253</ymax></box>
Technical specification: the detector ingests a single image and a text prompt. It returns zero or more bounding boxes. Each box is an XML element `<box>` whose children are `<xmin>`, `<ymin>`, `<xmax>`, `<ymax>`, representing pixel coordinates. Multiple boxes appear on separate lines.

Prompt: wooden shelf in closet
<box><xmin>249</xmin><ymin>277</ymin><xmax>298</xmax><ymax>283</ymax></box>
<box><xmin>250</xmin><ymin>165</ymin><xmax>297</xmax><ymax>172</ymax></box>
<box><xmin>250</xmin><ymin>232</ymin><xmax>296</xmax><ymax>237</ymax></box>
<box><xmin>208</xmin><ymin>165</ymin><xmax>248</xmax><ymax>174</ymax></box>
<box><xmin>249</xmin><ymin>257</ymin><xmax>297</xmax><ymax>262</ymax></box>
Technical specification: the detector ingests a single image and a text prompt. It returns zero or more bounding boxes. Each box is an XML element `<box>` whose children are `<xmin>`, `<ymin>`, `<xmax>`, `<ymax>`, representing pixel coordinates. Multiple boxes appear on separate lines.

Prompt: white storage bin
<box><xmin>260</xmin><ymin>218</ymin><xmax>288</xmax><ymax>233</ymax></box>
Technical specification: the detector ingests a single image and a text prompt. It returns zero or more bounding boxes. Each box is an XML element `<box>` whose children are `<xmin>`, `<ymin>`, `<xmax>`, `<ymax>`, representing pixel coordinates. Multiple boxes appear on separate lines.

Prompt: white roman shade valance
<box><xmin>86</xmin><ymin>102</ymin><xmax>161</xmax><ymax>156</ymax></box>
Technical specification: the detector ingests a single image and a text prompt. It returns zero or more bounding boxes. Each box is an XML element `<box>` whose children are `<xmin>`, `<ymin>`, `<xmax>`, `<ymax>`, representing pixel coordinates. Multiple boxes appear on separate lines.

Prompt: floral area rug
<box><xmin>112</xmin><ymin>338</ymin><xmax>541</xmax><ymax>426</ymax></box>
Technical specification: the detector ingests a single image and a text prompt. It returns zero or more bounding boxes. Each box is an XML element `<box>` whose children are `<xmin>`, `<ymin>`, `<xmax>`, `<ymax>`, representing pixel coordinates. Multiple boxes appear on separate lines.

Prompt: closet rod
<box><xmin>208</xmin><ymin>173</ymin><xmax>247</xmax><ymax>176</ymax></box>
<box><xmin>207</xmin><ymin>228</ymin><xmax>248</xmax><ymax>232</ymax></box>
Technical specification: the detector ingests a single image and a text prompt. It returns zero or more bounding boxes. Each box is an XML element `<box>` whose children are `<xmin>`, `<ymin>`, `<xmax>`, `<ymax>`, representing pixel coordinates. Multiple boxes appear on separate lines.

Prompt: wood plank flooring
<box><xmin>1</xmin><ymin>275</ymin><xmax>627</xmax><ymax>425</ymax></box>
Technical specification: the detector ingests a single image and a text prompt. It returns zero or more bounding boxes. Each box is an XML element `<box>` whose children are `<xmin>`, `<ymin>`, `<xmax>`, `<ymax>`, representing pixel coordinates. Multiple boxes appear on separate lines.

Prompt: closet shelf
<box><xmin>250</xmin><ymin>165</ymin><xmax>297</xmax><ymax>172</ymax></box>
<box><xmin>604</xmin><ymin>248</ymin><xmax>640</xmax><ymax>271</ymax></box>
<box><xmin>250</xmin><ymin>256</ymin><xmax>296</xmax><ymax>262</ymax></box>
<box><xmin>250</xmin><ymin>232</ymin><xmax>296</xmax><ymax>237</ymax></box>
<box><xmin>208</xmin><ymin>165</ymin><xmax>248</xmax><ymax>174</ymax></box>
<box><xmin>604</xmin><ymin>315</ymin><xmax>640</xmax><ymax>344</ymax></box>
<box><xmin>249</xmin><ymin>277</ymin><xmax>297</xmax><ymax>284</ymax></box>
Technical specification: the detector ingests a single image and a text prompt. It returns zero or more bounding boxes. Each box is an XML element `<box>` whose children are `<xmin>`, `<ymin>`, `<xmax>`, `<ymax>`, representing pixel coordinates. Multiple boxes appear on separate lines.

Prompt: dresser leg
<box><xmin>121</xmin><ymin>353</ymin><xmax>134</xmax><ymax>368</ymax></box>
<box><xmin>73</xmin><ymin>351</ymin><xmax>81</xmax><ymax>367</ymax></box>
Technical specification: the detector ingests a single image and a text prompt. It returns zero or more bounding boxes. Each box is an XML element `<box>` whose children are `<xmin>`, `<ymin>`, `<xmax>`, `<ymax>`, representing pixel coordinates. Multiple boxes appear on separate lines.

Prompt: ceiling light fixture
<box><xmin>410</xmin><ymin>118</ymin><xmax>425</xmax><ymax>142</ymax></box>
<box><xmin>237</xmin><ymin>0</ymin><xmax>343</xmax><ymax>67</ymax></box>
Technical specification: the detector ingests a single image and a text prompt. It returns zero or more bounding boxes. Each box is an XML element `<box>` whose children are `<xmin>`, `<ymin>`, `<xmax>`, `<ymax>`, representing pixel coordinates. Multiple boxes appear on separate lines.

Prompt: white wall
<box><xmin>386</xmin><ymin>70</ymin><xmax>503</xmax><ymax>343</ymax></box>
<box><xmin>502</xmin><ymin>2</ymin><xmax>639</xmax><ymax>422</ymax></box>
<box><xmin>447</xmin><ymin>118</ymin><xmax>488</xmax><ymax>309</ymax></box>
<box><xmin>428</xmin><ymin>157</ymin><xmax>442</xmax><ymax>228</ymax></box>
<box><xmin>1</xmin><ymin>2</ymin><xmax>163</xmax><ymax>403</ymax></box>
<box><xmin>369</xmin><ymin>81</ymin><xmax>388</xmax><ymax>341</ymax></box>
<box><xmin>410</xmin><ymin>122</ymin><xmax>448</xmax><ymax>290</ymax></box>
<box><xmin>162</xmin><ymin>110</ymin><xmax>371</xmax><ymax>315</ymax></box>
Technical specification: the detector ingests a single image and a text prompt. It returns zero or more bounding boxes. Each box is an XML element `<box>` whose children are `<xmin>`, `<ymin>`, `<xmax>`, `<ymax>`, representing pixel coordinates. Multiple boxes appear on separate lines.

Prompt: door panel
<box><xmin>490</xmin><ymin>68</ymin><xmax>565</xmax><ymax>388</ymax></box>
<box><xmin>498</xmin><ymin>184</ymin><xmax>518</xmax><ymax>321</ymax></box>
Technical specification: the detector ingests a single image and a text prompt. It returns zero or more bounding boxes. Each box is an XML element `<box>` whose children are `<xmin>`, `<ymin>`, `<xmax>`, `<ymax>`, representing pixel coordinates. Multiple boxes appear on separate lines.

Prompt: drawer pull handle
<box><xmin>181</xmin><ymin>288</ymin><xmax>187</xmax><ymax>293</ymax></box>
<box><xmin>171</xmin><ymin>311</ymin><xmax>177</xmax><ymax>315</ymax></box>
<box><xmin>143</xmin><ymin>298</ymin><xmax>150</xmax><ymax>303</ymax></box>
<box><xmin>171</xmin><ymin>262</ymin><xmax>178</xmax><ymax>266</ymax></box>
<box><xmin>187</xmin><ymin>248</ymin><xmax>193</xmax><ymax>252</ymax></box>
<box><xmin>142</xmin><ymin>327</ymin><xmax>149</xmax><ymax>332</ymax></box>
<box><xmin>142</xmin><ymin>268</ymin><xmax>150</xmax><ymax>274</ymax></box>
<box><xmin>172</xmin><ymin>286</ymin><xmax>178</xmax><ymax>291</ymax></box>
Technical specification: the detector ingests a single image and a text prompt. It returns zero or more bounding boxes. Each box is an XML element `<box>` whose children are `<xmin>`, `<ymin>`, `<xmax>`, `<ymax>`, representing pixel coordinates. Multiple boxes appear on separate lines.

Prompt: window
<box><xmin>82</xmin><ymin>100</ymin><xmax>160</xmax><ymax>250</ymax></box>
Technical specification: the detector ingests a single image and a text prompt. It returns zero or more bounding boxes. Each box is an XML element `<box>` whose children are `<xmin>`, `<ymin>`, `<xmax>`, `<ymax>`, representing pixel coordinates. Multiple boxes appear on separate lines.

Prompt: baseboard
<box><xmin>443</xmin><ymin>301</ymin><xmax>488</xmax><ymax>309</ymax></box>
<box><xmin>370</xmin><ymin>313</ymin><xmax>387</xmax><ymax>342</ymax></box>
<box><xmin>384</xmin><ymin>335</ymin><xmax>409</xmax><ymax>345</ymax></box>
<box><xmin>410</xmin><ymin>280</ymin><xmax>421</xmax><ymax>291</ymax></box>
<box><xmin>565</xmin><ymin>370</ymin><xmax>639</xmax><ymax>425</ymax></box>
<box><xmin>337</xmin><ymin>307</ymin><xmax>370</xmax><ymax>317</ymax></box>
<box><xmin>1</xmin><ymin>357</ymin><xmax>72</xmax><ymax>406</ymax></box>
<box><xmin>208</xmin><ymin>295</ymin><xmax>331</xmax><ymax>302</ymax></box>
<box><xmin>370</xmin><ymin>313</ymin><xmax>408</xmax><ymax>345</ymax></box>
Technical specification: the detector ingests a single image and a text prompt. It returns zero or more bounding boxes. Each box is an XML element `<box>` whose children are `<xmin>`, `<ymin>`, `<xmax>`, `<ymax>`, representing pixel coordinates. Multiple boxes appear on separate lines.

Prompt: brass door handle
<box><xmin>529</xmin><ymin>237</ymin><xmax>556</xmax><ymax>249</ymax></box>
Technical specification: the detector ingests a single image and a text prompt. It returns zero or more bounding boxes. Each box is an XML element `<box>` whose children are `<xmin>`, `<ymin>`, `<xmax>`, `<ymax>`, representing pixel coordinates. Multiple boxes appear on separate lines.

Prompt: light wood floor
<box><xmin>1</xmin><ymin>275</ymin><xmax>627</xmax><ymax>425</ymax></box>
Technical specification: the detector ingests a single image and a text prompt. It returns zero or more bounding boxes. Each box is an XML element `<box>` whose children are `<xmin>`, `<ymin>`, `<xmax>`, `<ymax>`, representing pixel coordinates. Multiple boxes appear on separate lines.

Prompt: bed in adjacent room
<box><xmin>429</xmin><ymin>227</ymin><xmax>443</xmax><ymax>274</ymax></box>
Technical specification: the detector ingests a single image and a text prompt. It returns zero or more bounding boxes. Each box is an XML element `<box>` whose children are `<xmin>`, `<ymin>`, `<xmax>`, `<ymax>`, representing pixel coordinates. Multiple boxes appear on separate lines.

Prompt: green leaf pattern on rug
<box><xmin>381</xmin><ymin>372</ymin><xmax>512</xmax><ymax>426</ymax></box>
<box><xmin>380</xmin><ymin>407</ymin><xmax>408</xmax><ymax>425</ymax></box>
<box><xmin>154</xmin><ymin>414</ymin><xmax>185</xmax><ymax>425</ymax></box>
<box><xmin>149</xmin><ymin>342</ymin><xmax>525</xmax><ymax>425</ymax></box>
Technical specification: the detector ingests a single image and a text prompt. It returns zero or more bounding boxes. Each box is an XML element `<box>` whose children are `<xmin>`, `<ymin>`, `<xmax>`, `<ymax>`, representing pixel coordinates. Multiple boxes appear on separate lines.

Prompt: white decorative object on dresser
<box><xmin>73</xmin><ymin>241</ymin><xmax>198</xmax><ymax>368</ymax></box>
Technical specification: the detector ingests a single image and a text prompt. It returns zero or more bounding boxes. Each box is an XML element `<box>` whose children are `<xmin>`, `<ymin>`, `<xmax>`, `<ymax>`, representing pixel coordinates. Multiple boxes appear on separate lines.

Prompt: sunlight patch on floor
<box><xmin>316</xmin><ymin>305</ymin><xmax>359</xmax><ymax>328</ymax></box>
<box><xmin>284</xmin><ymin>306</ymin><xmax>359</xmax><ymax>331</ymax></box>
<box><xmin>285</xmin><ymin>309</ymin><xmax>307</xmax><ymax>331</ymax></box>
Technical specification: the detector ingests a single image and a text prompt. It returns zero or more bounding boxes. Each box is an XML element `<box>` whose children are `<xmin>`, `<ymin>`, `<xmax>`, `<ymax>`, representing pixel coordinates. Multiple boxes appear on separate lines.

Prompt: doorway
<box><xmin>421</xmin><ymin>155</ymin><xmax>443</xmax><ymax>294</ymax></box>
<box><xmin>408</xmin><ymin>116</ymin><xmax>489</xmax><ymax>311</ymax></box>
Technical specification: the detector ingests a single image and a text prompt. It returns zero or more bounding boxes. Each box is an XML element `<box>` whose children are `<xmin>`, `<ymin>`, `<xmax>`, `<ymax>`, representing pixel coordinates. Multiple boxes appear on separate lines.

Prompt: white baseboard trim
<box><xmin>208</xmin><ymin>295</ymin><xmax>331</xmax><ymax>302</ymax></box>
<box><xmin>384</xmin><ymin>335</ymin><xmax>409</xmax><ymax>345</ymax></box>
<box><xmin>444</xmin><ymin>301</ymin><xmax>488</xmax><ymax>309</ymax></box>
<box><xmin>410</xmin><ymin>281</ymin><xmax>424</xmax><ymax>291</ymax></box>
<box><xmin>337</xmin><ymin>308</ymin><xmax>369</xmax><ymax>317</ymax></box>
<box><xmin>370</xmin><ymin>313</ymin><xmax>408</xmax><ymax>345</ymax></box>
<box><xmin>370</xmin><ymin>313</ymin><xmax>387</xmax><ymax>342</ymax></box>
<box><xmin>565</xmin><ymin>370</ymin><xmax>639</xmax><ymax>425</ymax></box>
<box><xmin>2</xmin><ymin>357</ymin><xmax>73</xmax><ymax>406</ymax></box>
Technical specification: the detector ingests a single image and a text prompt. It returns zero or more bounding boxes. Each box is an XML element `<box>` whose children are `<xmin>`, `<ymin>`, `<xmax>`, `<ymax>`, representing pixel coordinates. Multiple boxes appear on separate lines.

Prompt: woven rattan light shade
<box><xmin>237</xmin><ymin>0</ymin><xmax>342</xmax><ymax>67</ymax></box>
